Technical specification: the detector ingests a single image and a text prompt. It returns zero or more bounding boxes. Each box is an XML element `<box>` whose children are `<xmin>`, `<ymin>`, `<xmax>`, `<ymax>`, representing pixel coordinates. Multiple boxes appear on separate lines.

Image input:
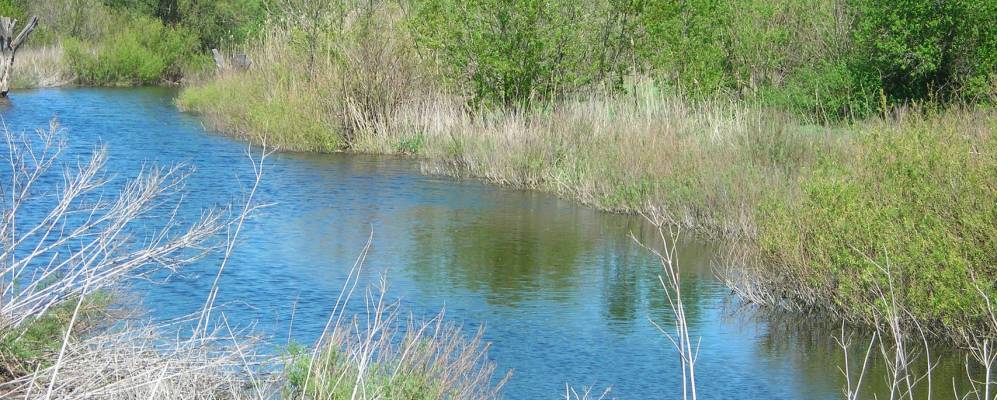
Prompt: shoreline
<box><xmin>176</xmin><ymin>76</ymin><xmax>996</xmax><ymax>343</ymax></box>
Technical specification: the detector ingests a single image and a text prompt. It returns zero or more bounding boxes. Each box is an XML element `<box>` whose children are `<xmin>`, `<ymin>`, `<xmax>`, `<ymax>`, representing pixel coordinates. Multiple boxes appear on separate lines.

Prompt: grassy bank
<box><xmin>181</xmin><ymin>70</ymin><xmax>997</xmax><ymax>339</ymax></box>
<box><xmin>1</xmin><ymin>122</ymin><xmax>994</xmax><ymax>399</ymax></box>
<box><xmin>176</xmin><ymin>0</ymin><xmax>996</xmax><ymax>341</ymax></box>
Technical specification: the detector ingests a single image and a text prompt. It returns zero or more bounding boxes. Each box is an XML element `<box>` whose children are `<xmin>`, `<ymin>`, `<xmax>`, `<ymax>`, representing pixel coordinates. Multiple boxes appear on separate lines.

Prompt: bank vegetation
<box><xmin>175</xmin><ymin>0</ymin><xmax>996</xmax><ymax>342</ymax></box>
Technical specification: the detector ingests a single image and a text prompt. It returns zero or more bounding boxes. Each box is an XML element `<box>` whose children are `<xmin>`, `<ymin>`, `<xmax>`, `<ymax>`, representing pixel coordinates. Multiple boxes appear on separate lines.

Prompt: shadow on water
<box><xmin>0</xmin><ymin>87</ymin><xmax>978</xmax><ymax>400</ymax></box>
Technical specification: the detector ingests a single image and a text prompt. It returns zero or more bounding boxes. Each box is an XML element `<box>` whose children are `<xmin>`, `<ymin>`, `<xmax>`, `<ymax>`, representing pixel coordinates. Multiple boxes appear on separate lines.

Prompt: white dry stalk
<box><xmin>835</xmin><ymin>322</ymin><xmax>878</xmax><ymax>400</ymax></box>
<box><xmin>962</xmin><ymin>276</ymin><xmax>997</xmax><ymax>400</ymax></box>
<box><xmin>195</xmin><ymin>138</ymin><xmax>275</xmax><ymax>339</ymax></box>
<box><xmin>288</xmin><ymin>234</ymin><xmax>507</xmax><ymax>400</ymax></box>
<box><xmin>635</xmin><ymin>209</ymin><xmax>699</xmax><ymax>400</ymax></box>
<box><xmin>845</xmin><ymin>246</ymin><xmax>936</xmax><ymax>400</ymax></box>
<box><xmin>873</xmin><ymin>257</ymin><xmax>933</xmax><ymax>400</ymax></box>
<box><xmin>0</xmin><ymin>122</ymin><xmax>280</xmax><ymax>399</ymax></box>
<box><xmin>0</xmin><ymin>121</ymin><xmax>224</xmax><ymax>330</ymax></box>
<box><xmin>563</xmin><ymin>384</ymin><xmax>613</xmax><ymax>400</ymax></box>
<box><xmin>6</xmin><ymin>319</ymin><xmax>278</xmax><ymax>399</ymax></box>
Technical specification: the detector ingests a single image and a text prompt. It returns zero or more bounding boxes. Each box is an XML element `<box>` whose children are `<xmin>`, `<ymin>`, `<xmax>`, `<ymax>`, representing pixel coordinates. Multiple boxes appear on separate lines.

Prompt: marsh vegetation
<box><xmin>0</xmin><ymin>0</ymin><xmax>993</xmax><ymax>398</ymax></box>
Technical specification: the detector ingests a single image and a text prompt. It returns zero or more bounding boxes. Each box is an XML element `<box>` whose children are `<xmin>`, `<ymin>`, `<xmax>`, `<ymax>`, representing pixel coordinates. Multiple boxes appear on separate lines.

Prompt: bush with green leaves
<box><xmin>757</xmin><ymin>110</ymin><xmax>997</xmax><ymax>333</ymax></box>
<box><xmin>64</xmin><ymin>13</ymin><xmax>208</xmax><ymax>85</ymax></box>
<box><xmin>101</xmin><ymin>0</ymin><xmax>266</xmax><ymax>48</ymax></box>
<box><xmin>851</xmin><ymin>0</ymin><xmax>997</xmax><ymax>103</ymax></box>
<box><xmin>0</xmin><ymin>0</ymin><xmax>27</xmax><ymax>22</ymax></box>
<box><xmin>410</xmin><ymin>0</ymin><xmax>598</xmax><ymax>107</ymax></box>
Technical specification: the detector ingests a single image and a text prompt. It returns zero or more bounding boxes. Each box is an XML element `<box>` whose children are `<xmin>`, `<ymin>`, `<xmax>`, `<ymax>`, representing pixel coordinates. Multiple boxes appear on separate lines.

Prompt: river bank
<box><xmin>178</xmin><ymin>66</ymin><xmax>997</xmax><ymax>342</ymax></box>
<box><xmin>0</xmin><ymin>0</ymin><xmax>994</xmax><ymax>397</ymax></box>
<box><xmin>0</xmin><ymin>85</ymin><xmax>993</xmax><ymax>400</ymax></box>
<box><xmin>166</xmin><ymin>0</ymin><xmax>997</xmax><ymax>343</ymax></box>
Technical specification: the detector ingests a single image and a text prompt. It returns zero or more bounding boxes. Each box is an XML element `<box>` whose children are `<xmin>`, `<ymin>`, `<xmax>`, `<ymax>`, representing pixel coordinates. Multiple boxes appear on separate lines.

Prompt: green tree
<box><xmin>851</xmin><ymin>0</ymin><xmax>997</xmax><ymax>102</ymax></box>
<box><xmin>411</xmin><ymin>0</ymin><xmax>591</xmax><ymax>107</ymax></box>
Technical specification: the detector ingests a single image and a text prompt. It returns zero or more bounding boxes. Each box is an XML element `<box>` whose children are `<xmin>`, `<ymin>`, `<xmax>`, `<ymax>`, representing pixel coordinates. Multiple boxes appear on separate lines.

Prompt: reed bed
<box><xmin>11</xmin><ymin>45</ymin><xmax>74</xmax><ymax>90</ymax></box>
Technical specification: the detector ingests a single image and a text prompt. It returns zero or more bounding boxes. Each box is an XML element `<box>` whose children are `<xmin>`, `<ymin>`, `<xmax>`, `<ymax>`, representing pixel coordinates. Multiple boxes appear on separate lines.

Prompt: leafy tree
<box><xmin>851</xmin><ymin>0</ymin><xmax>997</xmax><ymax>102</ymax></box>
<box><xmin>411</xmin><ymin>0</ymin><xmax>591</xmax><ymax>107</ymax></box>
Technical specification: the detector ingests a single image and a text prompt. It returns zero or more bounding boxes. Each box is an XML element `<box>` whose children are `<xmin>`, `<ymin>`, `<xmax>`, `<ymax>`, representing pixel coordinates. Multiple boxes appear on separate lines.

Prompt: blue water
<box><xmin>1</xmin><ymin>87</ymin><xmax>916</xmax><ymax>399</ymax></box>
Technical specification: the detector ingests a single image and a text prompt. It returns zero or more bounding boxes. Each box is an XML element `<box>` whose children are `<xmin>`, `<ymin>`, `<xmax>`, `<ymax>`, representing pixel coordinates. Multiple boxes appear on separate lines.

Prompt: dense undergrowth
<box><xmin>752</xmin><ymin>109</ymin><xmax>996</xmax><ymax>335</ymax></box>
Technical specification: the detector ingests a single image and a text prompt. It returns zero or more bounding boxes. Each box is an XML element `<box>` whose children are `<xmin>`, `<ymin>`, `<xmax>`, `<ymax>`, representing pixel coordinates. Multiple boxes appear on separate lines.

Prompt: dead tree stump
<box><xmin>211</xmin><ymin>48</ymin><xmax>252</xmax><ymax>74</ymax></box>
<box><xmin>0</xmin><ymin>16</ymin><xmax>38</xmax><ymax>97</ymax></box>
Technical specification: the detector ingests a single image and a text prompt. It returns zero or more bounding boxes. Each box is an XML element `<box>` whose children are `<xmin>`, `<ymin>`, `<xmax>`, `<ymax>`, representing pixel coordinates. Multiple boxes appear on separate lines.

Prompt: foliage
<box><xmin>162</xmin><ymin>0</ymin><xmax>266</xmax><ymax>48</ymax></box>
<box><xmin>410</xmin><ymin>0</ymin><xmax>597</xmax><ymax>107</ymax></box>
<box><xmin>102</xmin><ymin>0</ymin><xmax>267</xmax><ymax>48</ymax></box>
<box><xmin>2</xmin><ymin>0</ymin><xmax>265</xmax><ymax>87</ymax></box>
<box><xmin>64</xmin><ymin>13</ymin><xmax>208</xmax><ymax>85</ymax></box>
<box><xmin>0</xmin><ymin>0</ymin><xmax>27</xmax><ymax>23</ymax></box>
<box><xmin>758</xmin><ymin>109</ymin><xmax>997</xmax><ymax>331</ymax></box>
<box><xmin>850</xmin><ymin>0</ymin><xmax>997</xmax><ymax>103</ymax></box>
<box><xmin>408</xmin><ymin>0</ymin><xmax>995</xmax><ymax>117</ymax></box>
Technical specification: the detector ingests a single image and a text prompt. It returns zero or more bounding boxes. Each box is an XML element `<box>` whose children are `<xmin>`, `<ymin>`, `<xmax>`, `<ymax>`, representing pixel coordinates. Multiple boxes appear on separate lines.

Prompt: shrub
<box><xmin>410</xmin><ymin>0</ymin><xmax>595</xmax><ymax>107</ymax></box>
<box><xmin>757</xmin><ymin>109</ymin><xmax>997</xmax><ymax>332</ymax></box>
<box><xmin>166</xmin><ymin>0</ymin><xmax>267</xmax><ymax>49</ymax></box>
<box><xmin>64</xmin><ymin>13</ymin><xmax>205</xmax><ymax>85</ymax></box>
<box><xmin>851</xmin><ymin>0</ymin><xmax>997</xmax><ymax>103</ymax></box>
<box><xmin>759</xmin><ymin>61</ymin><xmax>878</xmax><ymax>121</ymax></box>
<box><xmin>637</xmin><ymin>0</ymin><xmax>733</xmax><ymax>94</ymax></box>
<box><xmin>0</xmin><ymin>0</ymin><xmax>27</xmax><ymax>22</ymax></box>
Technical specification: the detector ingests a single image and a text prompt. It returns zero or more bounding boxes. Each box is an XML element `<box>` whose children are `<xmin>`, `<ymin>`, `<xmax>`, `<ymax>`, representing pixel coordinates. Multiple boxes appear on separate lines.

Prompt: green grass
<box><xmin>0</xmin><ymin>291</ymin><xmax>113</xmax><ymax>379</ymax></box>
<box><xmin>285</xmin><ymin>343</ymin><xmax>448</xmax><ymax>400</ymax></box>
<box><xmin>177</xmin><ymin>72</ymin><xmax>340</xmax><ymax>152</ymax></box>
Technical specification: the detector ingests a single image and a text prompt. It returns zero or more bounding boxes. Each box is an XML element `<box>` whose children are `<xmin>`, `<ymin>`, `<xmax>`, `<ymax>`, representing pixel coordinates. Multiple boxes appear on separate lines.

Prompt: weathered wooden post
<box><xmin>211</xmin><ymin>48</ymin><xmax>252</xmax><ymax>74</ymax></box>
<box><xmin>0</xmin><ymin>16</ymin><xmax>38</xmax><ymax>97</ymax></box>
<box><xmin>211</xmin><ymin>48</ymin><xmax>227</xmax><ymax>71</ymax></box>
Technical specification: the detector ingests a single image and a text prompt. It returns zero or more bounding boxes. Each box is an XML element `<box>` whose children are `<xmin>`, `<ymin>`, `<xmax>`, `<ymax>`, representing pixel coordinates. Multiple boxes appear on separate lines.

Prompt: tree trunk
<box><xmin>0</xmin><ymin>16</ymin><xmax>39</xmax><ymax>97</ymax></box>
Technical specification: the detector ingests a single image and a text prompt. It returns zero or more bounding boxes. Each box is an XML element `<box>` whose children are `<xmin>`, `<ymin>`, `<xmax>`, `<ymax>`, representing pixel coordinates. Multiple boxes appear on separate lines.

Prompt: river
<box><xmin>1</xmin><ymin>88</ymin><xmax>970</xmax><ymax>399</ymax></box>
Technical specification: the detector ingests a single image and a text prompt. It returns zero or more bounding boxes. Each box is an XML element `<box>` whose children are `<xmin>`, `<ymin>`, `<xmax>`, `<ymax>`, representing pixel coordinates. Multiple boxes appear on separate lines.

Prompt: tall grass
<box><xmin>10</xmin><ymin>45</ymin><xmax>72</xmax><ymax>89</ymax></box>
<box><xmin>408</xmin><ymin>83</ymin><xmax>838</xmax><ymax>241</ymax></box>
<box><xmin>178</xmin><ymin>0</ymin><xmax>423</xmax><ymax>152</ymax></box>
<box><xmin>284</xmin><ymin>268</ymin><xmax>507</xmax><ymax>400</ymax></box>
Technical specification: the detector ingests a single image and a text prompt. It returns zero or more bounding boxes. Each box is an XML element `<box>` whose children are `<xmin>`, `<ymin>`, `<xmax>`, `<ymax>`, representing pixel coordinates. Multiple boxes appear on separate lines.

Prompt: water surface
<box><xmin>1</xmin><ymin>88</ymin><xmax>968</xmax><ymax>399</ymax></box>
